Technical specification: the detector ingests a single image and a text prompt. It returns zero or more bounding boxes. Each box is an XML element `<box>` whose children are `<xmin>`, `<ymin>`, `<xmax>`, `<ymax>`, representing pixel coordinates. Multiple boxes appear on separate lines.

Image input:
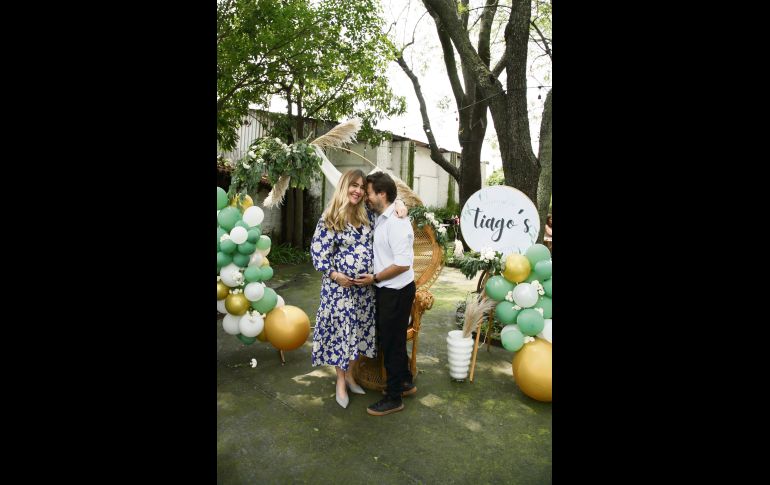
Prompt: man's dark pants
<box><xmin>375</xmin><ymin>281</ymin><xmax>416</xmax><ymax>400</ymax></box>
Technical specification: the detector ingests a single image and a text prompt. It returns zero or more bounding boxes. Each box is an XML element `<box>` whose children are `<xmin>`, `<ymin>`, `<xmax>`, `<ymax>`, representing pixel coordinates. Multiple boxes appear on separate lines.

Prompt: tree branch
<box><xmin>531</xmin><ymin>21</ymin><xmax>552</xmax><ymax>61</ymax></box>
<box><xmin>422</xmin><ymin>0</ymin><xmax>500</xmax><ymax>97</ymax></box>
<box><xmin>433</xmin><ymin>17</ymin><xmax>466</xmax><ymax>109</ymax></box>
<box><xmin>304</xmin><ymin>72</ymin><xmax>352</xmax><ymax>118</ymax></box>
<box><xmin>478</xmin><ymin>0</ymin><xmax>497</xmax><ymax>67</ymax></box>
<box><xmin>217</xmin><ymin>74</ymin><xmax>257</xmax><ymax>111</ymax></box>
<box><xmin>395</xmin><ymin>54</ymin><xmax>460</xmax><ymax>182</ymax></box>
<box><xmin>491</xmin><ymin>26</ymin><xmax>514</xmax><ymax>77</ymax></box>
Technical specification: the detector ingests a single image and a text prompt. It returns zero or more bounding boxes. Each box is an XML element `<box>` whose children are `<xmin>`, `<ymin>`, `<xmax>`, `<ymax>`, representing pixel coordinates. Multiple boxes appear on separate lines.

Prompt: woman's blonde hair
<box><xmin>322</xmin><ymin>169</ymin><xmax>370</xmax><ymax>232</ymax></box>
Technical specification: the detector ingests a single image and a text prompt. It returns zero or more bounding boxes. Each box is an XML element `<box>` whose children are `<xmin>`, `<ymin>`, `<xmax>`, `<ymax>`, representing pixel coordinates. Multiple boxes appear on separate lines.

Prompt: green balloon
<box><xmin>524</xmin><ymin>271</ymin><xmax>541</xmax><ymax>284</ymax></box>
<box><xmin>251</xmin><ymin>287</ymin><xmax>277</xmax><ymax>313</ymax></box>
<box><xmin>247</xmin><ymin>227</ymin><xmax>262</xmax><ymax>243</ymax></box>
<box><xmin>220</xmin><ymin>239</ymin><xmax>237</xmax><ymax>254</ymax></box>
<box><xmin>259</xmin><ymin>265</ymin><xmax>274</xmax><ymax>281</ymax></box>
<box><xmin>495</xmin><ymin>301</ymin><xmax>521</xmax><ymax>325</ymax></box>
<box><xmin>525</xmin><ymin>243</ymin><xmax>551</xmax><ymax>268</ymax></box>
<box><xmin>534</xmin><ymin>296</ymin><xmax>552</xmax><ymax>319</ymax></box>
<box><xmin>217</xmin><ymin>187</ymin><xmax>229</xmax><ymax>210</ymax></box>
<box><xmin>534</xmin><ymin>260</ymin><xmax>552</xmax><ymax>280</ymax></box>
<box><xmin>232</xmin><ymin>252</ymin><xmax>251</xmax><ymax>267</ymax></box>
<box><xmin>237</xmin><ymin>334</ymin><xmax>257</xmax><ymax>345</ymax></box>
<box><xmin>256</xmin><ymin>235</ymin><xmax>272</xmax><ymax>250</ymax></box>
<box><xmin>217</xmin><ymin>227</ymin><xmax>226</xmax><ymax>251</ymax></box>
<box><xmin>237</xmin><ymin>241</ymin><xmax>257</xmax><ymax>255</ymax></box>
<box><xmin>485</xmin><ymin>275</ymin><xmax>514</xmax><ymax>301</ymax></box>
<box><xmin>244</xmin><ymin>265</ymin><xmax>262</xmax><ymax>283</ymax></box>
<box><xmin>234</xmin><ymin>220</ymin><xmax>250</xmax><ymax>230</ymax></box>
<box><xmin>217</xmin><ymin>251</ymin><xmax>233</xmax><ymax>268</ymax></box>
<box><xmin>517</xmin><ymin>309</ymin><xmax>545</xmax><ymax>336</ymax></box>
<box><xmin>542</xmin><ymin>278</ymin><xmax>552</xmax><ymax>297</ymax></box>
<box><xmin>217</xmin><ymin>207</ymin><xmax>241</xmax><ymax>231</ymax></box>
<box><xmin>501</xmin><ymin>327</ymin><xmax>525</xmax><ymax>352</ymax></box>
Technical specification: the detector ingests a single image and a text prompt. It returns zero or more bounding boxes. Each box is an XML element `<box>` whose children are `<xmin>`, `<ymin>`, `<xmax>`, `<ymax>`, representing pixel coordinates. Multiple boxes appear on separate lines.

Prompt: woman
<box><xmin>544</xmin><ymin>214</ymin><xmax>552</xmax><ymax>253</ymax></box>
<box><xmin>310</xmin><ymin>169</ymin><xmax>406</xmax><ymax>408</ymax></box>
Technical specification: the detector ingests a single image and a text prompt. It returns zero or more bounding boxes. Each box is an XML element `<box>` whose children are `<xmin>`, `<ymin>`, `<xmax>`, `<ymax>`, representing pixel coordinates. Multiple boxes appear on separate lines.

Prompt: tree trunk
<box><xmin>284</xmin><ymin>186</ymin><xmax>295</xmax><ymax>245</ymax></box>
<box><xmin>423</xmin><ymin>0</ymin><xmax>543</xmax><ymax>205</ymax></box>
<box><xmin>536</xmin><ymin>89</ymin><xmax>552</xmax><ymax>242</ymax></box>
<box><xmin>458</xmin><ymin>113</ymin><xmax>486</xmax><ymax>211</ymax></box>
<box><xmin>504</xmin><ymin>0</ymin><xmax>540</xmax><ymax>204</ymax></box>
<box><xmin>292</xmin><ymin>188</ymin><xmax>303</xmax><ymax>248</ymax></box>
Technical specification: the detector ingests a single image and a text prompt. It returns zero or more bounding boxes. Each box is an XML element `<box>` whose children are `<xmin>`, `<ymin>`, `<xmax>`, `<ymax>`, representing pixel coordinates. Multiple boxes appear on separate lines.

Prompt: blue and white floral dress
<box><xmin>310</xmin><ymin>211</ymin><xmax>377</xmax><ymax>370</ymax></box>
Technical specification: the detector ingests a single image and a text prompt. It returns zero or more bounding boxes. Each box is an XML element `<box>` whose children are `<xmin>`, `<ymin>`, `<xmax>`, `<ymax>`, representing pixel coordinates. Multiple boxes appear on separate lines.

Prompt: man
<box><xmin>354</xmin><ymin>171</ymin><xmax>416</xmax><ymax>416</ymax></box>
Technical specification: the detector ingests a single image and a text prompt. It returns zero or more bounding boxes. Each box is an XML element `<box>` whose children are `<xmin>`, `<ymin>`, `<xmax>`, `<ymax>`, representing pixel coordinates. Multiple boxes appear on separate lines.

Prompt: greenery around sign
<box><xmin>453</xmin><ymin>249</ymin><xmax>504</xmax><ymax>281</ymax></box>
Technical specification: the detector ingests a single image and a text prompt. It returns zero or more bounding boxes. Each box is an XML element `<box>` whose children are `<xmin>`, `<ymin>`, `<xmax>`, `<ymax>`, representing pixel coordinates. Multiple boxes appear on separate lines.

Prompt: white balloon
<box><xmin>538</xmin><ymin>319</ymin><xmax>552</xmax><ymax>343</ymax></box>
<box><xmin>217</xmin><ymin>299</ymin><xmax>228</xmax><ymax>314</ymax></box>
<box><xmin>258</xmin><ymin>246</ymin><xmax>271</xmax><ymax>257</ymax></box>
<box><xmin>512</xmin><ymin>283</ymin><xmax>539</xmax><ymax>308</ymax></box>
<box><xmin>244</xmin><ymin>282</ymin><xmax>265</xmax><ymax>302</ymax></box>
<box><xmin>220</xmin><ymin>263</ymin><xmax>244</xmax><ymax>287</ymax></box>
<box><xmin>275</xmin><ymin>295</ymin><xmax>285</xmax><ymax>308</ymax></box>
<box><xmin>239</xmin><ymin>312</ymin><xmax>264</xmax><ymax>337</ymax></box>
<box><xmin>249</xmin><ymin>251</ymin><xmax>263</xmax><ymax>267</ymax></box>
<box><xmin>222</xmin><ymin>313</ymin><xmax>241</xmax><ymax>335</ymax></box>
<box><xmin>230</xmin><ymin>226</ymin><xmax>248</xmax><ymax>244</ymax></box>
<box><xmin>242</xmin><ymin>206</ymin><xmax>265</xmax><ymax>227</ymax></box>
<box><xmin>500</xmin><ymin>324</ymin><xmax>520</xmax><ymax>338</ymax></box>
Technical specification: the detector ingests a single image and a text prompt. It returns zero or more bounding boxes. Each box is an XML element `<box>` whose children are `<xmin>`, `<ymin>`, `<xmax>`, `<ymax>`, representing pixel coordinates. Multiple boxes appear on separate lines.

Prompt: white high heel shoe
<box><xmin>336</xmin><ymin>386</ymin><xmax>349</xmax><ymax>408</ymax></box>
<box><xmin>346</xmin><ymin>379</ymin><xmax>366</xmax><ymax>395</ymax></box>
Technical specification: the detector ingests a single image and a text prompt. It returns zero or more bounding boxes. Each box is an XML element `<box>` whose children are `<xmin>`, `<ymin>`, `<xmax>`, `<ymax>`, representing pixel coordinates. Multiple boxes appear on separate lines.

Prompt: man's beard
<box><xmin>366</xmin><ymin>199</ymin><xmax>381</xmax><ymax>213</ymax></box>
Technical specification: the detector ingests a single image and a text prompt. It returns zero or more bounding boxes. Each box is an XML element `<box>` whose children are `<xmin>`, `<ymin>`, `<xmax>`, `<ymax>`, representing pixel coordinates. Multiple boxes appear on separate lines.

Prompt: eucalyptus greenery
<box><xmin>227</xmin><ymin>137</ymin><xmax>322</xmax><ymax>199</ymax></box>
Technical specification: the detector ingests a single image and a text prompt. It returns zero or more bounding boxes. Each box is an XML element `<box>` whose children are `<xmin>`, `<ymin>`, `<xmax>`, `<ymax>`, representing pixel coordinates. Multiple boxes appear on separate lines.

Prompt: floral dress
<box><xmin>310</xmin><ymin>211</ymin><xmax>377</xmax><ymax>370</ymax></box>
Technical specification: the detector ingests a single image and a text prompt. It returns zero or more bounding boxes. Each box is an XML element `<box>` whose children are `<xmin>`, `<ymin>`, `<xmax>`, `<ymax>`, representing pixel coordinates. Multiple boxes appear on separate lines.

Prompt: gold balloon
<box><xmin>230</xmin><ymin>194</ymin><xmax>254</xmax><ymax>210</ymax></box>
<box><xmin>264</xmin><ymin>305</ymin><xmax>310</xmax><ymax>351</ymax></box>
<box><xmin>217</xmin><ymin>281</ymin><xmax>229</xmax><ymax>301</ymax></box>
<box><xmin>503</xmin><ymin>253</ymin><xmax>531</xmax><ymax>283</ymax></box>
<box><xmin>261</xmin><ymin>257</ymin><xmax>270</xmax><ymax>267</ymax></box>
<box><xmin>256</xmin><ymin>329</ymin><xmax>268</xmax><ymax>342</ymax></box>
<box><xmin>512</xmin><ymin>337</ymin><xmax>552</xmax><ymax>402</ymax></box>
<box><xmin>225</xmin><ymin>293</ymin><xmax>250</xmax><ymax>316</ymax></box>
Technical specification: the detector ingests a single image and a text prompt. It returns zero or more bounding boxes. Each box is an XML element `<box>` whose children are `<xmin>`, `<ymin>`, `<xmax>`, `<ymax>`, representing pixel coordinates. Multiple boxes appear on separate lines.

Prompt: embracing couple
<box><xmin>310</xmin><ymin>170</ymin><xmax>416</xmax><ymax>416</ymax></box>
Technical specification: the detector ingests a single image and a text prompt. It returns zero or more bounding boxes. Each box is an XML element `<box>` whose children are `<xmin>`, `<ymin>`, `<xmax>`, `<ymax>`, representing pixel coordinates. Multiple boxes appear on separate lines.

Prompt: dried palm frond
<box><xmin>366</xmin><ymin>165</ymin><xmax>424</xmax><ymax>208</ymax></box>
<box><xmin>461</xmin><ymin>294</ymin><xmax>497</xmax><ymax>339</ymax></box>
<box><xmin>394</xmin><ymin>176</ymin><xmax>424</xmax><ymax>208</ymax></box>
<box><xmin>262</xmin><ymin>175</ymin><xmax>291</xmax><ymax>208</ymax></box>
<box><xmin>310</xmin><ymin>118</ymin><xmax>362</xmax><ymax>149</ymax></box>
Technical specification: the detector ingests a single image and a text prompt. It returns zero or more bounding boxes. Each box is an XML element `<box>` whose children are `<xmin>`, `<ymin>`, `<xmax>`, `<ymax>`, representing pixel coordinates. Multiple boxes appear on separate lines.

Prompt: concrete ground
<box><xmin>217</xmin><ymin>262</ymin><xmax>551</xmax><ymax>484</ymax></box>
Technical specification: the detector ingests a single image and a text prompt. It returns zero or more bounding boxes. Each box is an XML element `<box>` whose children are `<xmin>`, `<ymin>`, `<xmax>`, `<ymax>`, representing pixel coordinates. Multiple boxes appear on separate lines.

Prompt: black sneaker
<box><xmin>382</xmin><ymin>382</ymin><xmax>417</xmax><ymax>397</ymax></box>
<box><xmin>366</xmin><ymin>397</ymin><xmax>404</xmax><ymax>416</ymax></box>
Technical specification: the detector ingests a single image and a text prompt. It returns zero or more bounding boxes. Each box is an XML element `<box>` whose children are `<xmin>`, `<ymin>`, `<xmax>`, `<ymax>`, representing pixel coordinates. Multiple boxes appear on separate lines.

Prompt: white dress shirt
<box><xmin>373</xmin><ymin>202</ymin><xmax>414</xmax><ymax>289</ymax></box>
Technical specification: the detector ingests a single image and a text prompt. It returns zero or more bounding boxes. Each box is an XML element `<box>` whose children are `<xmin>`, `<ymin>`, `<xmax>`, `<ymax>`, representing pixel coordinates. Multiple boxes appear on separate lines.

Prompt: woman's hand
<box><xmin>394</xmin><ymin>198</ymin><xmax>408</xmax><ymax>218</ymax></box>
<box><xmin>332</xmin><ymin>271</ymin><xmax>355</xmax><ymax>288</ymax></box>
